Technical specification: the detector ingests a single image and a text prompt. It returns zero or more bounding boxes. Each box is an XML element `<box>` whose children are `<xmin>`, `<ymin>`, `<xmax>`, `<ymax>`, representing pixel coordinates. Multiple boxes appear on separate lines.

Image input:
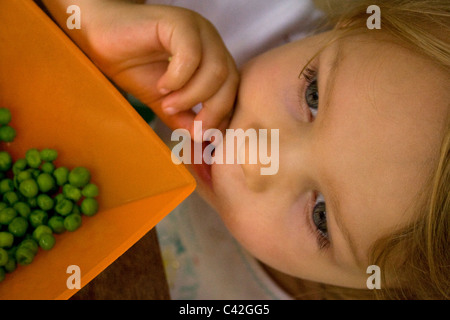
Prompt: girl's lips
<box><xmin>190</xmin><ymin>141</ymin><xmax>213</xmax><ymax>190</ymax></box>
<box><xmin>187</xmin><ymin>114</ymin><xmax>232</xmax><ymax>192</ymax></box>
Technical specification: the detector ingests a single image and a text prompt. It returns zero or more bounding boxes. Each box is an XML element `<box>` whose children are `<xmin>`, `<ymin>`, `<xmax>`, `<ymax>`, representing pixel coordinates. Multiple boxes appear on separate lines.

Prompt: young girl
<box><xmin>42</xmin><ymin>0</ymin><xmax>449</xmax><ymax>299</ymax></box>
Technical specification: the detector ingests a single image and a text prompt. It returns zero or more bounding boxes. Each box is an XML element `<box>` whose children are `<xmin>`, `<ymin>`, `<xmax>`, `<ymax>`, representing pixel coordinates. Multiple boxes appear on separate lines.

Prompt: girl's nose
<box><xmin>236</xmin><ymin>124</ymin><xmax>313</xmax><ymax>195</ymax></box>
<box><xmin>238</xmin><ymin>128</ymin><xmax>280</xmax><ymax>192</ymax></box>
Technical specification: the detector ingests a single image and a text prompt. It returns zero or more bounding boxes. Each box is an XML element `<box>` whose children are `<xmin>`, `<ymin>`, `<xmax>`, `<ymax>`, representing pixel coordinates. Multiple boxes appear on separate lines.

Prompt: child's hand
<box><xmin>44</xmin><ymin>0</ymin><xmax>239</xmax><ymax>136</ymax></box>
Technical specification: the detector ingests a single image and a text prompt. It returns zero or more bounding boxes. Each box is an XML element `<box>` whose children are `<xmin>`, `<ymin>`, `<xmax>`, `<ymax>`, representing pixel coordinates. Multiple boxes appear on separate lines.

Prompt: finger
<box><xmin>163</xmin><ymin>110</ymin><xmax>196</xmax><ymax>132</ymax></box>
<box><xmin>160</xmin><ymin>40</ymin><xmax>231</xmax><ymax>115</ymax></box>
<box><xmin>112</xmin><ymin>60</ymin><xmax>168</xmax><ymax>105</ymax></box>
<box><xmin>150</xmin><ymin>99</ymin><xmax>196</xmax><ymax>132</ymax></box>
<box><xmin>156</xmin><ymin>21</ymin><xmax>202</xmax><ymax>95</ymax></box>
<box><xmin>195</xmin><ymin>57</ymin><xmax>239</xmax><ymax>128</ymax></box>
<box><xmin>190</xmin><ymin>62</ymin><xmax>239</xmax><ymax>142</ymax></box>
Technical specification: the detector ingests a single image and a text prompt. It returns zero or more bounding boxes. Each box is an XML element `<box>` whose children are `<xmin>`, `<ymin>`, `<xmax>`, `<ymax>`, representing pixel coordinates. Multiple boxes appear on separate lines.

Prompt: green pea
<box><xmin>81</xmin><ymin>198</ymin><xmax>99</xmax><ymax>217</ymax></box>
<box><xmin>0</xmin><ymin>151</ymin><xmax>12</xmax><ymax>171</ymax></box>
<box><xmin>0</xmin><ymin>207</ymin><xmax>17</xmax><ymax>225</ymax></box>
<box><xmin>19</xmin><ymin>239</ymin><xmax>38</xmax><ymax>255</ymax></box>
<box><xmin>30</xmin><ymin>168</ymin><xmax>40</xmax><ymax>179</ymax></box>
<box><xmin>8</xmin><ymin>217</ymin><xmax>28</xmax><ymax>237</ymax></box>
<box><xmin>0</xmin><ymin>267</ymin><xmax>5</xmax><ymax>283</ymax></box>
<box><xmin>29</xmin><ymin>209</ymin><xmax>48</xmax><ymax>228</ymax></box>
<box><xmin>0</xmin><ymin>108</ymin><xmax>12</xmax><ymax>125</ymax></box>
<box><xmin>13</xmin><ymin>201</ymin><xmax>31</xmax><ymax>219</ymax></box>
<box><xmin>0</xmin><ymin>125</ymin><xmax>16</xmax><ymax>142</ymax></box>
<box><xmin>19</xmin><ymin>179</ymin><xmax>38</xmax><ymax>198</ymax></box>
<box><xmin>0</xmin><ymin>232</ymin><xmax>14</xmax><ymax>248</ymax></box>
<box><xmin>0</xmin><ymin>202</ymin><xmax>7</xmax><ymax>211</ymax></box>
<box><xmin>62</xmin><ymin>184</ymin><xmax>82</xmax><ymax>202</ymax></box>
<box><xmin>32</xmin><ymin>225</ymin><xmax>52</xmax><ymax>241</ymax></box>
<box><xmin>55</xmin><ymin>198</ymin><xmax>73</xmax><ymax>216</ymax></box>
<box><xmin>4</xmin><ymin>252</ymin><xmax>16</xmax><ymax>273</ymax></box>
<box><xmin>15</xmin><ymin>247</ymin><xmax>35</xmax><ymax>266</ymax></box>
<box><xmin>53</xmin><ymin>166</ymin><xmax>69</xmax><ymax>186</ymax></box>
<box><xmin>41</xmin><ymin>162</ymin><xmax>55</xmax><ymax>174</ymax></box>
<box><xmin>81</xmin><ymin>183</ymin><xmax>99</xmax><ymax>198</ymax></box>
<box><xmin>71</xmin><ymin>204</ymin><xmax>80</xmax><ymax>215</ymax></box>
<box><xmin>27</xmin><ymin>197</ymin><xmax>37</xmax><ymax>208</ymax></box>
<box><xmin>40</xmin><ymin>149</ymin><xmax>58</xmax><ymax>162</ymax></box>
<box><xmin>36</xmin><ymin>194</ymin><xmax>54</xmax><ymax>211</ymax></box>
<box><xmin>64</xmin><ymin>213</ymin><xmax>82</xmax><ymax>232</ymax></box>
<box><xmin>36</xmin><ymin>172</ymin><xmax>55</xmax><ymax>193</ymax></box>
<box><xmin>25</xmin><ymin>148</ymin><xmax>41</xmax><ymax>168</ymax></box>
<box><xmin>54</xmin><ymin>193</ymin><xmax>65</xmax><ymax>204</ymax></box>
<box><xmin>7</xmin><ymin>245</ymin><xmax>17</xmax><ymax>257</ymax></box>
<box><xmin>16</xmin><ymin>170</ymin><xmax>32</xmax><ymax>184</ymax></box>
<box><xmin>12</xmin><ymin>176</ymin><xmax>18</xmax><ymax>190</ymax></box>
<box><xmin>68</xmin><ymin>167</ymin><xmax>91</xmax><ymax>188</ymax></box>
<box><xmin>48</xmin><ymin>216</ymin><xmax>65</xmax><ymax>234</ymax></box>
<box><xmin>0</xmin><ymin>178</ymin><xmax>14</xmax><ymax>194</ymax></box>
<box><xmin>0</xmin><ymin>248</ymin><xmax>8</xmax><ymax>267</ymax></box>
<box><xmin>3</xmin><ymin>191</ymin><xmax>19</xmax><ymax>206</ymax></box>
<box><xmin>39</xmin><ymin>233</ymin><xmax>55</xmax><ymax>251</ymax></box>
<box><xmin>12</xmin><ymin>158</ymin><xmax>27</xmax><ymax>175</ymax></box>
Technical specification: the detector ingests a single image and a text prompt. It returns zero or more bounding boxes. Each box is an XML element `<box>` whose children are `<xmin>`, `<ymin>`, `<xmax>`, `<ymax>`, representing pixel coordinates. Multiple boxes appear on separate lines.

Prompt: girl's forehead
<box><xmin>319</xmin><ymin>32</ymin><xmax>448</xmax><ymax>183</ymax></box>
<box><xmin>324</xmin><ymin>31</ymin><xmax>448</xmax><ymax>130</ymax></box>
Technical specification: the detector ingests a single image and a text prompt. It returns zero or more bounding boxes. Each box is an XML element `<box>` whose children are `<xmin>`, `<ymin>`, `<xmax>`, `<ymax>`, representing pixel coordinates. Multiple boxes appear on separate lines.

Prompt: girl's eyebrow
<box><xmin>321</xmin><ymin>39</ymin><xmax>343</xmax><ymax>115</ymax></box>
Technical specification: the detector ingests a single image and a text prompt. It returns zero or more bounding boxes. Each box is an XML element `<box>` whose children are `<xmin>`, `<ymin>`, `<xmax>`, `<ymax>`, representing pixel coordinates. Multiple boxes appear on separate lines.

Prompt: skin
<box><xmin>195</xmin><ymin>31</ymin><xmax>449</xmax><ymax>289</ymax></box>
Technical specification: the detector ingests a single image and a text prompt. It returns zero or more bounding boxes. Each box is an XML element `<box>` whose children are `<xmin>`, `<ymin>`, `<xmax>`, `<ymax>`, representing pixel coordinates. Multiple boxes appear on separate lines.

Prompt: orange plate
<box><xmin>0</xmin><ymin>0</ymin><xmax>195</xmax><ymax>299</ymax></box>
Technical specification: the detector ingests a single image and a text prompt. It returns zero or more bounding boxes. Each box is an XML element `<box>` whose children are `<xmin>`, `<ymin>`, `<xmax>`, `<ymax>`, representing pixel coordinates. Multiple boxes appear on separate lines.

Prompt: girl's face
<box><xmin>192</xmin><ymin>31</ymin><xmax>448</xmax><ymax>288</ymax></box>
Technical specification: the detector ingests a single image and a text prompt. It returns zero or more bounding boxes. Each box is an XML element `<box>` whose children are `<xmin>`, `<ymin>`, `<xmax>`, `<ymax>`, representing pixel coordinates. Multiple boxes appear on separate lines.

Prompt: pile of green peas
<box><xmin>0</xmin><ymin>108</ymin><xmax>99</xmax><ymax>283</ymax></box>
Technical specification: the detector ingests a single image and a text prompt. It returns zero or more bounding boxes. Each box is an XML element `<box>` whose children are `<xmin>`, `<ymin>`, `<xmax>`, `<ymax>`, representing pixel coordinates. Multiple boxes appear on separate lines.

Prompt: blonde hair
<box><xmin>303</xmin><ymin>0</ymin><xmax>450</xmax><ymax>299</ymax></box>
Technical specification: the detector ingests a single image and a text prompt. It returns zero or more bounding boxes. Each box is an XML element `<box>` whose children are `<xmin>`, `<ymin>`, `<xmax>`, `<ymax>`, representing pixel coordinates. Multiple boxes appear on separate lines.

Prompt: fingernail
<box><xmin>163</xmin><ymin>106</ymin><xmax>178</xmax><ymax>115</ymax></box>
<box><xmin>159</xmin><ymin>88</ymin><xmax>171</xmax><ymax>95</ymax></box>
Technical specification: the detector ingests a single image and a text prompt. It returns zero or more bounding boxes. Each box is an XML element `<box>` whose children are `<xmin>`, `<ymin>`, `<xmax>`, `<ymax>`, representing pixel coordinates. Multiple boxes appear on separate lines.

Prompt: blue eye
<box><xmin>301</xmin><ymin>67</ymin><xmax>319</xmax><ymax>118</ymax></box>
<box><xmin>313</xmin><ymin>195</ymin><xmax>327</xmax><ymax>236</ymax></box>
<box><xmin>312</xmin><ymin>193</ymin><xmax>329</xmax><ymax>249</ymax></box>
<box><xmin>305</xmin><ymin>79</ymin><xmax>319</xmax><ymax>117</ymax></box>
